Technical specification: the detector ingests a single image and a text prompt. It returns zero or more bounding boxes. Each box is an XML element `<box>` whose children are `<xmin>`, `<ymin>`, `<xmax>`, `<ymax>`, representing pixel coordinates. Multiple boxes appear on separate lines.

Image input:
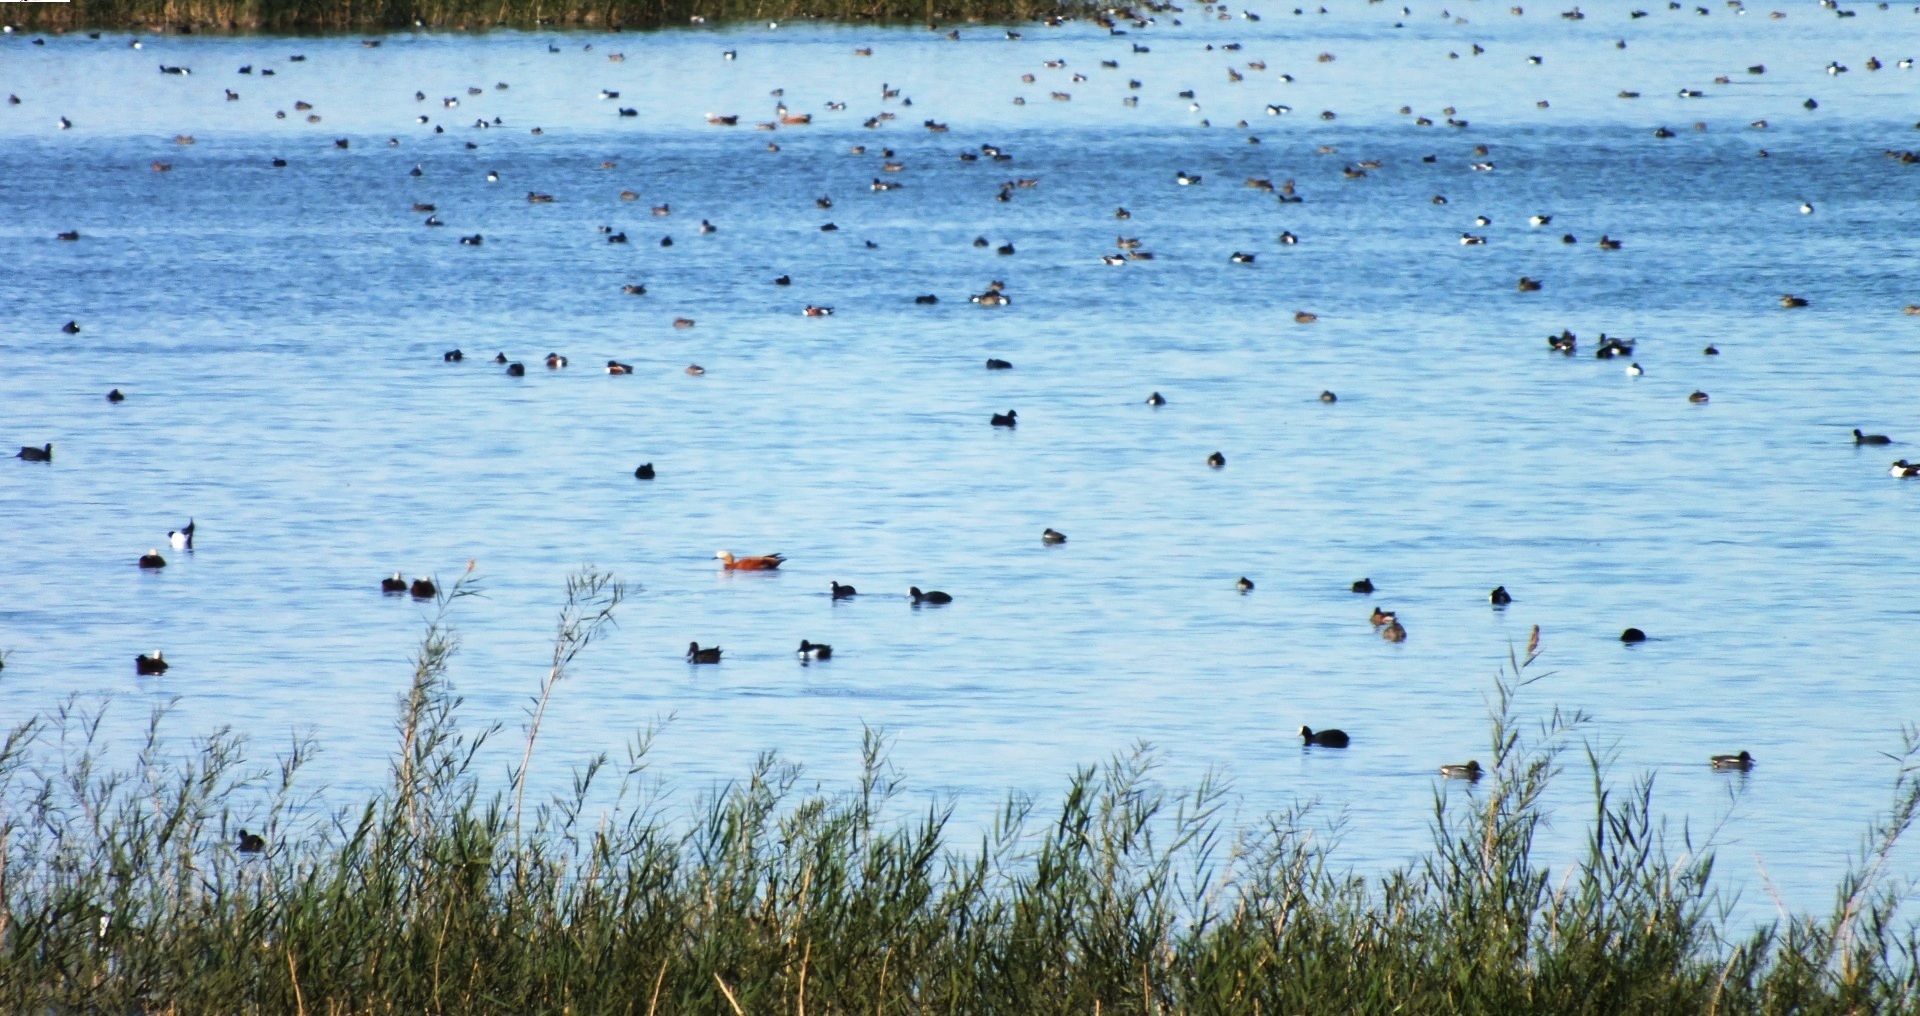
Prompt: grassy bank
<box><xmin>3</xmin><ymin>570</ymin><xmax>1919</xmax><ymax>1015</ymax></box>
<box><xmin>4</xmin><ymin>0</ymin><xmax>1093</xmax><ymax>34</ymax></box>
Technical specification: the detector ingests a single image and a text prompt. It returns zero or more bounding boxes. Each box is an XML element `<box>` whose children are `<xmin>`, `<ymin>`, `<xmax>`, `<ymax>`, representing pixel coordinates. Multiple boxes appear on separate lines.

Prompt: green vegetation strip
<box><xmin>3</xmin><ymin>569</ymin><xmax>1918</xmax><ymax>1015</ymax></box>
<box><xmin>7</xmin><ymin>0</ymin><xmax>1094</xmax><ymax>32</ymax></box>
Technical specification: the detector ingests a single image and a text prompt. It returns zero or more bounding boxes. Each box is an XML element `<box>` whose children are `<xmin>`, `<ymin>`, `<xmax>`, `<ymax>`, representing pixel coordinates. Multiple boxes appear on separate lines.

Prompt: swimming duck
<box><xmin>1299</xmin><ymin>726</ymin><xmax>1349</xmax><ymax>748</ymax></box>
<box><xmin>236</xmin><ymin>828</ymin><xmax>267</xmax><ymax>853</ymax></box>
<box><xmin>411</xmin><ymin>578</ymin><xmax>437</xmax><ymax>598</ymax></box>
<box><xmin>381</xmin><ymin>573</ymin><xmax>407</xmax><ymax>593</ymax></box>
<box><xmin>506</xmin><ymin>362</ymin><xmax>526</xmax><ymax>376</ymax></box>
<box><xmin>716</xmin><ymin>551</ymin><xmax>786</xmax><ymax>570</ymax></box>
<box><xmin>1042</xmin><ymin>528</ymin><xmax>1067</xmax><ymax>544</ymax></box>
<box><xmin>1800</xmin><ymin>201</ymin><xmax>1814</xmax><ymax>215</ymax></box>
<box><xmin>1594</xmin><ymin>336</ymin><xmax>1635</xmax><ymax>359</ymax></box>
<box><xmin>684</xmin><ymin>364</ymin><xmax>705</xmax><ymax>376</ymax></box>
<box><xmin>1688</xmin><ymin>390</ymin><xmax>1710</xmax><ymax>404</ymax></box>
<box><xmin>1620</xmin><ymin>627</ymin><xmax>1647</xmax><ymax>643</ymax></box>
<box><xmin>1517</xmin><ymin>276</ymin><xmax>1543</xmax><ymax>292</ymax></box>
<box><xmin>138</xmin><ymin>549</ymin><xmax>166</xmax><ymax>569</ymax></box>
<box><xmin>1230</xmin><ymin>252</ymin><xmax>1255</xmax><ymax>263</ymax></box>
<box><xmin>831</xmin><ymin>581</ymin><xmax>857</xmax><ymax>599</ymax></box>
<box><xmin>1780</xmin><ymin>294</ymin><xmax>1808</xmax><ymax>308</ymax></box>
<box><xmin>1319</xmin><ymin>391</ymin><xmax>1338</xmax><ymax>403</ymax></box>
<box><xmin>798</xmin><ymin>640</ymin><xmax>832</xmax><ymax>660</ymax></box>
<box><xmin>1459</xmin><ymin>233</ymin><xmax>1488</xmax><ymax>246</ymax></box>
<box><xmin>1597</xmin><ymin>235</ymin><xmax>1623</xmax><ymax>250</ymax></box>
<box><xmin>1382</xmin><ymin>619</ymin><xmax>1407</xmax><ymax>642</ymax></box>
<box><xmin>1490</xmin><ymin>585</ymin><xmax>1512</xmax><ymax>605</ymax></box>
<box><xmin>136</xmin><ymin>651</ymin><xmax>169</xmax><ymax>675</ymax></box>
<box><xmin>1440</xmin><ymin>760</ymin><xmax>1483</xmax><ymax>780</ymax></box>
<box><xmin>909</xmin><ymin>587</ymin><xmax>953</xmax><ymax>604</ymax></box>
<box><xmin>986</xmin><ymin>359</ymin><xmax>1013</xmax><ymax>370</ymax></box>
<box><xmin>1703</xmin><ymin>345</ymin><xmax>1719</xmax><ymax>355</ymax></box>
<box><xmin>674</xmin><ymin>318</ymin><xmax>696</xmax><ymax>328</ymax></box>
<box><xmin>1352</xmin><ymin>578</ymin><xmax>1374</xmax><ymax>594</ymax></box>
<box><xmin>545</xmin><ymin>353</ymin><xmax>568</xmax><ymax>369</ymax></box>
<box><xmin>623</xmin><ymin>284</ymin><xmax>646</xmax><ymax>295</ymax></box>
<box><xmin>1279</xmin><ymin>231</ymin><xmax>1298</xmax><ymax>245</ymax></box>
<box><xmin>803</xmin><ymin>305</ymin><xmax>834</xmax><ymax>317</ymax></box>
<box><xmin>991</xmin><ymin>410</ymin><xmax>1018</xmax><ymax>428</ymax></box>
<box><xmin>459</xmin><ymin>234</ymin><xmax>483</xmax><ymax>245</ymax></box>
<box><xmin>17</xmin><ymin>443</ymin><xmax>52</xmax><ymax>462</ymax></box>
<box><xmin>1206</xmin><ymin>451</ymin><xmax>1226</xmax><ymax>468</ymax></box>
<box><xmin>1175</xmin><ymin>170</ymin><xmax>1202</xmax><ymax>185</ymax></box>
<box><xmin>606</xmin><ymin>361</ymin><xmax>633</xmax><ymax>375</ymax></box>
<box><xmin>634</xmin><ymin>463</ymin><xmax>656</xmax><ymax>480</ymax></box>
<box><xmin>687</xmin><ymin>642</ymin><xmax>723</xmax><ymax>664</ymax></box>
<box><xmin>1626</xmin><ymin>363</ymin><xmax>1644</xmax><ymax>376</ymax></box>
<box><xmin>1370</xmin><ymin>607</ymin><xmax>1396</xmax><ymax>626</ymax></box>
<box><xmin>168</xmin><ymin>520</ymin><xmax>195</xmax><ymax>551</ymax></box>
<box><xmin>1237</xmin><ymin>576</ymin><xmax>1255</xmax><ymax>592</ymax></box>
<box><xmin>1710</xmin><ymin>751</ymin><xmax>1755</xmax><ymax>771</ymax></box>
<box><xmin>972</xmin><ymin>292</ymin><xmax>1011</xmax><ymax>306</ymax></box>
<box><xmin>61</xmin><ymin>320</ymin><xmax>80</xmax><ymax>334</ymax></box>
<box><xmin>1146</xmin><ymin>392</ymin><xmax>1166</xmax><ymax>406</ymax></box>
<box><xmin>1530</xmin><ymin>214</ymin><xmax>1552</xmax><ymax>226</ymax></box>
<box><xmin>1294</xmin><ymin>311</ymin><xmax>1318</xmax><ymax>324</ymax></box>
<box><xmin>108</xmin><ymin>389</ymin><xmax>125</xmax><ymax>402</ymax></box>
<box><xmin>1102</xmin><ymin>254</ymin><xmax>1126</xmax><ymax>266</ymax></box>
<box><xmin>1891</xmin><ymin>460</ymin><xmax>1920</xmax><ymax>478</ymax></box>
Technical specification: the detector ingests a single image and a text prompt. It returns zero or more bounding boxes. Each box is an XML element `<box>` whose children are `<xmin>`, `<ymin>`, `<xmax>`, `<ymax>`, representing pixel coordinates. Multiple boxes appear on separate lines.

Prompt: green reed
<box><xmin>2</xmin><ymin>569</ymin><xmax>1918</xmax><ymax>1015</ymax></box>
<box><xmin>11</xmin><ymin>0</ymin><xmax>1095</xmax><ymax>33</ymax></box>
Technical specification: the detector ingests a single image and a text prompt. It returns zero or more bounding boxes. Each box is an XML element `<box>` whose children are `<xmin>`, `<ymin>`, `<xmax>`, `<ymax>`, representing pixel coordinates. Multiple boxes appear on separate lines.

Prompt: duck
<box><xmin>505</xmin><ymin>362</ymin><xmax>526</xmax><ymax>376</ymax></box>
<box><xmin>168</xmin><ymin>520</ymin><xmax>195</xmax><ymax>551</ymax></box>
<box><xmin>910</xmin><ymin>587</ymin><xmax>954</xmax><ymax>604</ymax></box>
<box><xmin>1891</xmin><ymin>460</ymin><xmax>1920</xmax><ymax>478</ymax></box>
<box><xmin>1206</xmin><ymin>451</ymin><xmax>1226</xmax><ymax>468</ymax></box>
<box><xmin>1440</xmin><ymin>760</ymin><xmax>1483</xmax><ymax>780</ymax></box>
<box><xmin>1688</xmin><ymin>391</ymin><xmax>1710</xmax><ymax>404</ymax></box>
<box><xmin>17</xmin><ymin>443</ymin><xmax>52</xmax><ymax>462</ymax></box>
<box><xmin>622</xmin><ymin>284</ymin><xmax>647</xmax><ymax>295</ymax></box>
<box><xmin>1352</xmin><ymin>578</ymin><xmax>1374</xmax><ymax>594</ymax></box>
<box><xmin>1230</xmin><ymin>252</ymin><xmax>1256</xmax><ymax>263</ymax></box>
<box><xmin>138</xmin><ymin>549</ymin><xmax>167</xmax><ymax>569</ymax></box>
<box><xmin>1595</xmin><ymin>336</ymin><xmax>1634</xmax><ymax>359</ymax></box>
<box><xmin>1382</xmin><ymin>619</ymin><xmax>1407</xmax><ymax>642</ymax></box>
<box><xmin>803</xmin><ymin>305</ymin><xmax>834</xmax><ymax>317</ymax></box>
<box><xmin>1459</xmin><ymin>233</ymin><xmax>1488</xmax><ymax>246</ymax></box>
<box><xmin>1175</xmin><ymin>170</ymin><xmax>1202</xmax><ymax>185</ymax></box>
<box><xmin>135</xmin><ymin>651</ymin><xmax>169</xmax><ymax>675</ymax></box>
<box><xmin>381</xmin><ymin>573</ymin><xmax>407</xmax><ymax>593</ymax></box>
<box><xmin>798</xmin><ymin>640</ymin><xmax>832</xmax><ymax>660</ymax></box>
<box><xmin>1529</xmin><ymin>214</ymin><xmax>1552</xmax><ymax>226</ymax></box>
<box><xmin>1853</xmin><ymin>429</ymin><xmax>1892</xmax><ymax>446</ymax></box>
<box><xmin>411</xmin><ymin>578</ymin><xmax>437</xmax><ymax>598</ymax></box>
<box><xmin>1626</xmin><ymin>363</ymin><xmax>1644</xmax><ymax>376</ymax></box>
<box><xmin>831</xmin><ymin>581</ymin><xmax>858</xmax><ymax>599</ymax></box>
<box><xmin>545</xmin><ymin>353</ymin><xmax>568</xmax><ymax>369</ymax></box>
<box><xmin>1146</xmin><ymin>392</ymin><xmax>1166</xmax><ymax>406</ymax></box>
<box><xmin>1237</xmin><ymin>576</ymin><xmax>1255</xmax><ymax>593</ymax></box>
<box><xmin>1516</xmin><ymin>276</ymin><xmax>1543</xmax><ymax>292</ymax></box>
<box><xmin>634</xmin><ymin>463</ymin><xmax>656</xmax><ymax>480</ymax></box>
<box><xmin>1041</xmin><ymin>528</ymin><xmax>1067</xmax><ymax>544</ymax></box>
<box><xmin>1299</xmin><ymin>726</ymin><xmax>1350</xmax><ymax>748</ymax></box>
<box><xmin>236</xmin><ymin>828</ymin><xmax>267</xmax><ymax>853</ymax></box>
<box><xmin>991</xmin><ymin>410</ymin><xmax>1018</xmax><ymax>428</ymax></box>
<box><xmin>606</xmin><ymin>361</ymin><xmax>634</xmax><ymax>375</ymax></box>
<box><xmin>1294</xmin><ymin>311</ymin><xmax>1318</xmax><ymax>323</ymax></box>
<box><xmin>1279</xmin><ymin>231</ymin><xmax>1298</xmax><ymax>245</ymax></box>
<box><xmin>1780</xmin><ymin>294</ymin><xmax>1809</xmax><ymax>308</ymax></box>
<box><xmin>1597</xmin><ymin>235</ymin><xmax>1623</xmax><ymax>250</ymax></box>
<box><xmin>1620</xmin><ymin>627</ymin><xmax>1647</xmax><ymax>643</ymax></box>
<box><xmin>1370</xmin><ymin>607</ymin><xmax>1396</xmax><ymax>626</ymax></box>
<box><xmin>687</xmin><ymin>642</ymin><xmax>723</xmax><ymax>664</ymax></box>
<box><xmin>1703</xmin><ymin>345</ymin><xmax>1720</xmax><ymax>356</ymax></box>
<box><xmin>108</xmin><ymin>389</ymin><xmax>125</xmax><ymax>403</ymax></box>
<box><xmin>716</xmin><ymin>551</ymin><xmax>786</xmax><ymax>570</ymax></box>
<box><xmin>1319</xmin><ymin>391</ymin><xmax>1338</xmax><ymax>403</ymax></box>
<box><xmin>986</xmin><ymin>359</ymin><xmax>1014</xmax><ymax>370</ymax></box>
<box><xmin>1710</xmin><ymin>750</ymin><xmax>1755</xmax><ymax>771</ymax></box>
<box><xmin>1490</xmin><ymin>585</ymin><xmax>1512</xmax><ymax>605</ymax></box>
<box><xmin>1548</xmin><ymin>332</ymin><xmax>1578</xmax><ymax>354</ymax></box>
<box><xmin>1800</xmin><ymin>201</ymin><xmax>1815</xmax><ymax>215</ymax></box>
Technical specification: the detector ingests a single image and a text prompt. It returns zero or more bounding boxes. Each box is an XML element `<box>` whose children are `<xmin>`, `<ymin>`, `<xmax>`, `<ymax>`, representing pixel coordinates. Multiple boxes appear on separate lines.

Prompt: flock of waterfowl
<box><xmin>9</xmin><ymin>0</ymin><xmax>1918</xmax><ymax>793</ymax></box>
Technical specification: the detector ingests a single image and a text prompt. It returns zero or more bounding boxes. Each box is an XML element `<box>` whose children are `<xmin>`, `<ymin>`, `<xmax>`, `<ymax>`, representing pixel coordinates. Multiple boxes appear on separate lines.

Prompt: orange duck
<box><xmin>716</xmin><ymin>550</ymin><xmax>786</xmax><ymax>570</ymax></box>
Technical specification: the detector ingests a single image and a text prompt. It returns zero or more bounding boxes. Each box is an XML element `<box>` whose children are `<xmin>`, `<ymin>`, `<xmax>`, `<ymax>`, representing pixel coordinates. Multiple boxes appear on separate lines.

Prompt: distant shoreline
<box><xmin>2</xmin><ymin>0</ymin><xmax>1098</xmax><ymax>33</ymax></box>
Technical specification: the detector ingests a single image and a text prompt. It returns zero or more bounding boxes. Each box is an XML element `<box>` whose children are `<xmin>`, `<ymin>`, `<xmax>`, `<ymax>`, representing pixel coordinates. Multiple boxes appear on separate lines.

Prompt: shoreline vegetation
<box><xmin>4</xmin><ymin>570</ymin><xmax>1919</xmax><ymax>1014</ymax></box>
<box><xmin>3</xmin><ymin>0</ymin><xmax>1099</xmax><ymax>33</ymax></box>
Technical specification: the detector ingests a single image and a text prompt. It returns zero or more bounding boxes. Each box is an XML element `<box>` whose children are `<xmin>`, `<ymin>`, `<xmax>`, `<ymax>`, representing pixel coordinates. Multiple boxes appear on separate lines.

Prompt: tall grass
<box><xmin>3</xmin><ymin>569</ymin><xmax>1919</xmax><ymax>1014</ymax></box>
<box><xmin>10</xmin><ymin>0</ymin><xmax>1095</xmax><ymax>34</ymax></box>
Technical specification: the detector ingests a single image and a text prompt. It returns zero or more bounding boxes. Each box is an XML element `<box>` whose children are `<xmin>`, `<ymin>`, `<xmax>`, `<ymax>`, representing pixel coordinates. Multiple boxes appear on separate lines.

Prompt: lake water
<box><xmin>3</xmin><ymin>1</ymin><xmax>1919</xmax><ymax>922</ymax></box>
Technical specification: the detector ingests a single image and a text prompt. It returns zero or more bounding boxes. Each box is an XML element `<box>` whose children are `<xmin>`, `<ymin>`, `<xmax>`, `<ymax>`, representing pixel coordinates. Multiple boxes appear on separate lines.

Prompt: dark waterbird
<box><xmin>236</xmin><ymin>828</ymin><xmax>267</xmax><ymax>853</ymax></box>
<box><xmin>909</xmin><ymin>587</ymin><xmax>953</xmax><ymax>604</ymax></box>
<box><xmin>1854</xmin><ymin>428</ymin><xmax>1892</xmax><ymax>445</ymax></box>
<box><xmin>1440</xmin><ymin>760</ymin><xmax>1483</xmax><ymax>780</ymax></box>
<box><xmin>634</xmin><ymin>463</ymin><xmax>655</xmax><ymax>480</ymax></box>
<box><xmin>17</xmin><ymin>443</ymin><xmax>52</xmax><ymax>462</ymax></box>
<box><xmin>61</xmin><ymin>320</ymin><xmax>80</xmax><ymax>334</ymax></box>
<box><xmin>1207</xmin><ymin>451</ymin><xmax>1225</xmax><ymax>468</ymax></box>
<box><xmin>991</xmin><ymin>410</ymin><xmax>1018</xmax><ymax>427</ymax></box>
<box><xmin>687</xmin><ymin>642</ymin><xmax>722</xmax><ymax>663</ymax></box>
<box><xmin>107</xmin><ymin>389</ymin><xmax>125</xmax><ymax>402</ymax></box>
<box><xmin>1352</xmin><ymin>578</ymin><xmax>1374</xmax><ymax>593</ymax></box>
<box><xmin>381</xmin><ymin>573</ymin><xmax>407</xmax><ymax>593</ymax></box>
<box><xmin>1490</xmin><ymin>585</ymin><xmax>1513</xmax><ymax>605</ymax></box>
<box><xmin>986</xmin><ymin>358</ymin><xmax>1013</xmax><ymax>370</ymax></box>
<box><xmin>831</xmin><ymin>581</ymin><xmax>857</xmax><ymax>599</ymax></box>
<box><xmin>1711</xmin><ymin>750</ymin><xmax>1755</xmax><ymax>771</ymax></box>
<box><xmin>1042</xmin><ymin>528</ymin><xmax>1067</xmax><ymax>544</ymax></box>
<box><xmin>506</xmin><ymin>362</ymin><xmax>525</xmax><ymax>376</ymax></box>
<box><xmin>798</xmin><ymin>640</ymin><xmax>832</xmax><ymax>660</ymax></box>
<box><xmin>135</xmin><ymin>651</ymin><xmax>169</xmax><ymax>675</ymax></box>
<box><xmin>1300</xmin><ymin>726</ymin><xmax>1350</xmax><ymax>748</ymax></box>
<box><xmin>410</xmin><ymin>578</ymin><xmax>437</xmax><ymax>598</ymax></box>
<box><xmin>138</xmin><ymin>549</ymin><xmax>166</xmax><ymax>569</ymax></box>
<box><xmin>1237</xmin><ymin>576</ymin><xmax>1254</xmax><ymax>592</ymax></box>
<box><xmin>1621</xmin><ymin>627</ymin><xmax>1648</xmax><ymax>643</ymax></box>
<box><xmin>443</xmin><ymin>349</ymin><xmax>463</xmax><ymax>361</ymax></box>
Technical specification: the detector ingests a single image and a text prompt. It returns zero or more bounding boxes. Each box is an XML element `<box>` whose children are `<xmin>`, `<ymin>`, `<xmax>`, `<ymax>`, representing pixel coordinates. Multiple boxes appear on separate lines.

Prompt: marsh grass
<box><xmin>13</xmin><ymin>0</ymin><xmax>1094</xmax><ymax>34</ymax></box>
<box><xmin>3</xmin><ymin>571</ymin><xmax>1919</xmax><ymax>1014</ymax></box>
